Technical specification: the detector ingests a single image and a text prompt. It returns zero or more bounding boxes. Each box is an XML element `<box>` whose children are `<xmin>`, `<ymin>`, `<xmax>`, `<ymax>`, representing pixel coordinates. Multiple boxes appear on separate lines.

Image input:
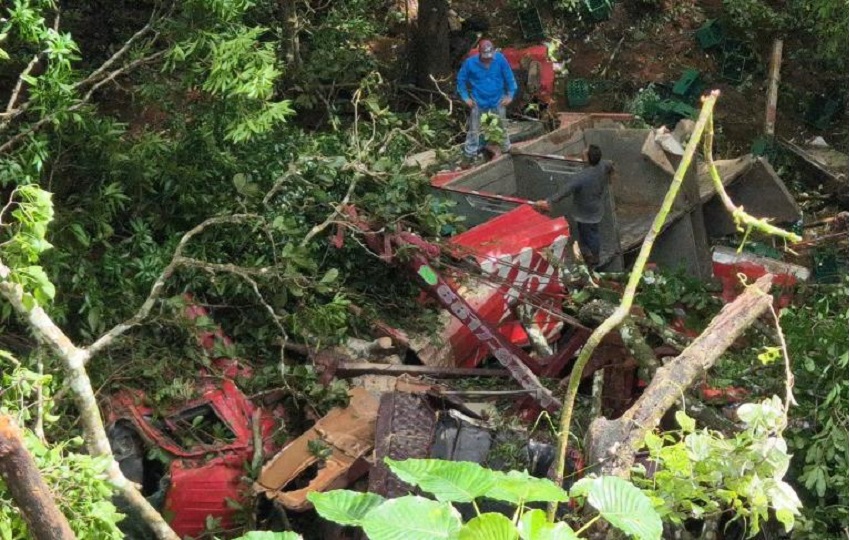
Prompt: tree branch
<box><xmin>5</xmin><ymin>54</ymin><xmax>41</xmax><ymax>115</ymax></box>
<box><xmin>86</xmin><ymin>214</ymin><xmax>262</xmax><ymax>359</ymax></box>
<box><xmin>300</xmin><ymin>174</ymin><xmax>360</xmax><ymax>247</ymax></box>
<box><xmin>74</xmin><ymin>10</ymin><xmax>161</xmax><ymax>91</ymax></box>
<box><xmin>586</xmin><ymin>275</ymin><xmax>773</xmax><ymax>477</ymax></box>
<box><xmin>0</xmin><ymin>413</ymin><xmax>76</xmax><ymax>540</ymax></box>
<box><xmin>0</xmin><ymin>51</ymin><xmax>167</xmax><ymax>155</ymax></box>
<box><xmin>548</xmin><ymin>91</ymin><xmax>721</xmax><ymax>520</ymax></box>
<box><xmin>0</xmin><ymin>261</ymin><xmax>180</xmax><ymax>540</ymax></box>
<box><xmin>704</xmin><ymin>114</ymin><xmax>802</xmax><ymax>244</ymax></box>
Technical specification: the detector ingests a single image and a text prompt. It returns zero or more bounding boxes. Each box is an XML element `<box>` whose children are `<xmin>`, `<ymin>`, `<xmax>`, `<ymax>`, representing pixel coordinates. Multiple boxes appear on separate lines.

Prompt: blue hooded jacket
<box><xmin>457</xmin><ymin>52</ymin><xmax>518</xmax><ymax>109</ymax></box>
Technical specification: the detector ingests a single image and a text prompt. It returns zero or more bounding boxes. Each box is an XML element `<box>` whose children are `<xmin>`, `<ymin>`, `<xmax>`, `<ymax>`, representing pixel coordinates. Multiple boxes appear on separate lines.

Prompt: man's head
<box><xmin>586</xmin><ymin>144</ymin><xmax>602</xmax><ymax>165</ymax></box>
<box><xmin>478</xmin><ymin>40</ymin><xmax>495</xmax><ymax>63</ymax></box>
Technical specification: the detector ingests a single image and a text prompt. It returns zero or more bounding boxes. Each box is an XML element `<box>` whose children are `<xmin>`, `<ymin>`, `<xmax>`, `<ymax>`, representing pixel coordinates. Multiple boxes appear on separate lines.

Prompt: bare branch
<box><xmin>300</xmin><ymin>174</ymin><xmax>360</xmax><ymax>247</ymax></box>
<box><xmin>85</xmin><ymin>214</ymin><xmax>263</xmax><ymax>358</ymax></box>
<box><xmin>0</xmin><ymin>260</ymin><xmax>179</xmax><ymax>540</ymax></box>
<box><xmin>173</xmin><ymin>256</ymin><xmax>275</xmax><ymax>277</ymax></box>
<box><xmin>705</xmin><ymin>114</ymin><xmax>802</xmax><ymax>244</ymax></box>
<box><xmin>263</xmin><ymin>166</ymin><xmax>300</xmax><ymax>206</ymax></box>
<box><xmin>74</xmin><ymin>9</ymin><xmax>161</xmax><ymax>90</ymax></box>
<box><xmin>6</xmin><ymin>55</ymin><xmax>41</xmax><ymax>115</ymax></box>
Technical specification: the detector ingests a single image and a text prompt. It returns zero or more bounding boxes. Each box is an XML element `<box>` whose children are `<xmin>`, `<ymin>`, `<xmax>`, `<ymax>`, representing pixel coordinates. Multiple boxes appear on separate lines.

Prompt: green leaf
<box><xmin>360</xmin><ymin>495</ymin><xmax>462</xmax><ymax>540</ymax></box>
<box><xmin>587</xmin><ymin>476</ymin><xmax>662</xmax><ymax>540</ymax></box>
<box><xmin>675</xmin><ymin>410</ymin><xmax>696</xmax><ymax>433</ymax></box>
<box><xmin>385</xmin><ymin>458</ymin><xmax>499</xmax><ymax>502</ymax></box>
<box><xmin>485</xmin><ymin>470</ymin><xmax>569</xmax><ymax>504</ymax></box>
<box><xmin>308</xmin><ymin>490</ymin><xmax>384</xmax><ymax>526</ymax></box>
<box><xmin>320</xmin><ymin>268</ymin><xmax>339</xmax><ymax>285</ymax></box>
<box><xmin>233</xmin><ymin>532</ymin><xmax>303</xmax><ymax>540</ymax></box>
<box><xmin>518</xmin><ymin>509</ymin><xmax>579</xmax><ymax>540</ymax></box>
<box><xmin>459</xmin><ymin>513</ymin><xmax>518</xmax><ymax>540</ymax></box>
<box><xmin>568</xmin><ymin>477</ymin><xmax>594</xmax><ymax>500</ymax></box>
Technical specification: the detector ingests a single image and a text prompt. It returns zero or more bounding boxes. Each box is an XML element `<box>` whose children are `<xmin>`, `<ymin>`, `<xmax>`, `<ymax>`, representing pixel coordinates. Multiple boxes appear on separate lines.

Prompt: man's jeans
<box><xmin>464</xmin><ymin>104</ymin><xmax>510</xmax><ymax>157</ymax></box>
<box><xmin>576</xmin><ymin>221</ymin><xmax>601</xmax><ymax>266</ymax></box>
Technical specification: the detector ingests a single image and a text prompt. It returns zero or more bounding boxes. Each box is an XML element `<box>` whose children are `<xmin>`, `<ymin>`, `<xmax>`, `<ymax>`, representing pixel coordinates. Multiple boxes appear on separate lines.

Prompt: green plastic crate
<box><xmin>751</xmin><ymin>135</ymin><xmax>777</xmax><ymax>162</ymax></box>
<box><xmin>657</xmin><ymin>99</ymin><xmax>698</xmax><ymax>125</ymax></box>
<box><xmin>567</xmin><ymin>79</ymin><xmax>590</xmax><ymax>108</ymax></box>
<box><xmin>673</xmin><ymin>68</ymin><xmax>701</xmax><ymax>100</ymax></box>
<box><xmin>583</xmin><ymin>0</ymin><xmax>612</xmax><ymax>21</ymax></box>
<box><xmin>695</xmin><ymin>20</ymin><xmax>724</xmax><ymax>50</ymax></box>
<box><xmin>720</xmin><ymin>41</ymin><xmax>751</xmax><ymax>82</ymax></box>
<box><xmin>517</xmin><ymin>8</ymin><xmax>546</xmax><ymax>41</ymax></box>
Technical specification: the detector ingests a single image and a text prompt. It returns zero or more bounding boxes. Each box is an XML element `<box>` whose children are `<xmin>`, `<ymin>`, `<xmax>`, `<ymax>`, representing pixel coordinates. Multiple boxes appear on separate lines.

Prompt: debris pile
<box><xmin>106</xmin><ymin>112</ymin><xmax>837</xmax><ymax>539</ymax></box>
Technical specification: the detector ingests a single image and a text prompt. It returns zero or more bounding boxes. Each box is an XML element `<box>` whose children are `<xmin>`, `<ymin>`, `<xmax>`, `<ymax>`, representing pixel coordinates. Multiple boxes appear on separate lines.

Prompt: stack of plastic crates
<box><xmin>567</xmin><ymin>79</ymin><xmax>590</xmax><ymax>108</ymax></box>
<box><xmin>583</xmin><ymin>0</ymin><xmax>613</xmax><ymax>21</ymax></box>
<box><xmin>517</xmin><ymin>7</ymin><xmax>546</xmax><ymax>41</ymax></box>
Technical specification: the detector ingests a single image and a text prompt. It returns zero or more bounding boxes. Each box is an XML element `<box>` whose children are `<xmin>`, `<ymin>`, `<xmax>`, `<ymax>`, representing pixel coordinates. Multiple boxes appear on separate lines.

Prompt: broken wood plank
<box><xmin>778</xmin><ymin>138</ymin><xmax>848</xmax><ymax>189</ymax></box>
<box><xmin>334</xmin><ymin>362</ymin><xmax>512</xmax><ymax>378</ymax></box>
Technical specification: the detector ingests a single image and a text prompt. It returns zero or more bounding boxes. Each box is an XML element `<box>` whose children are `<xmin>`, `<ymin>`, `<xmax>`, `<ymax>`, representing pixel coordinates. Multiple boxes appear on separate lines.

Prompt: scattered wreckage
<box><xmin>106</xmin><ymin>111</ymin><xmax>817</xmax><ymax>536</ymax></box>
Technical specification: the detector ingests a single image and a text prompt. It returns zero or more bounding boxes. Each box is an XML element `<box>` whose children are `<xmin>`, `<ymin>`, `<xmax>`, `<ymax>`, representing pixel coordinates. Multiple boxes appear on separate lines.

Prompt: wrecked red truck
<box><xmin>106</xmin><ymin>110</ymin><xmax>807</xmax><ymax>536</ymax></box>
<box><xmin>106</xmin><ymin>302</ymin><xmax>282</xmax><ymax>538</ymax></box>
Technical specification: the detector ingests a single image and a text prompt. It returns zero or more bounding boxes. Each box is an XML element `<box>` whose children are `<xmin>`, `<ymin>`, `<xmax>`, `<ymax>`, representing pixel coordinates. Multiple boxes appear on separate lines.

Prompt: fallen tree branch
<box><xmin>705</xmin><ymin>114</ymin><xmax>801</xmax><ymax>244</ymax></box>
<box><xmin>86</xmin><ymin>214</ymin><xmax>262</xmax><ymax>359</ymax></box>
<box><xmin>548</xmin><ymin>92</ymin><xmax>721</xmax><ymax>520</ymax></box>
<box><xmin>0</xmin><ymin>413</ymin><xmax>76</xmax><ymax>540</ymax></box>
<box><xmin>0</xmin><ymin>262</ymin><xmax>179</xmax><ymax>540</ymax></box>
<box><xmin>585</xmin><ymin>274</ymin><xmax>773</xmax><ymax>477</ymax></box>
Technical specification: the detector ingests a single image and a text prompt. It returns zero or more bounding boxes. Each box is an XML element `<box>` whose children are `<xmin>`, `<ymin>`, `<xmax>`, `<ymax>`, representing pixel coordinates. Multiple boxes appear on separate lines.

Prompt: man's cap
<box><xmin>479</xmin><ymin>40</ymin><xmax>495</xmax><ymax>59</ymax></box>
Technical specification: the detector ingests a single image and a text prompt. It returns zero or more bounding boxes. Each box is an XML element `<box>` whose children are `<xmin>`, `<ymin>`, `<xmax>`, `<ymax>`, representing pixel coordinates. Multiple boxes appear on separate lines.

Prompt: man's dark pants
<box><xmin>577</xmin><ymin>221</ymin><xmax>601</xmax><ymax>266</ymax></box>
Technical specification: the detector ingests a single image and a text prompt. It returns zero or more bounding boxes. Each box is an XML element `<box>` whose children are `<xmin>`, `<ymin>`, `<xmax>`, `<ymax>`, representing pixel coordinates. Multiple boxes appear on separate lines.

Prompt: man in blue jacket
<box><xmin>457</xmin><ymin>39</ymin><xmax>518</xmax><ymax>159</ymax></box>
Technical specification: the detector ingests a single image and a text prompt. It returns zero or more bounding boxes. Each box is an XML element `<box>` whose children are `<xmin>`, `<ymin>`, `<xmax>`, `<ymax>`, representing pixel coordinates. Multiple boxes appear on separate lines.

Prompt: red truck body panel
<box><xmin>443</xmin><ymin>205</ymin><xmax>570</xmax><ymax>368</ymax></box>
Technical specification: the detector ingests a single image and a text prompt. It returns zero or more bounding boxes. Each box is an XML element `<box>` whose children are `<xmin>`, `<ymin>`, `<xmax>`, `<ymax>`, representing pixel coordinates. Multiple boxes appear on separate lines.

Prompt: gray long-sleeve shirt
<box><xmin>546</xmin><ymin>160</ymin><xmax>613</xmax><ymax>223</ymax></box>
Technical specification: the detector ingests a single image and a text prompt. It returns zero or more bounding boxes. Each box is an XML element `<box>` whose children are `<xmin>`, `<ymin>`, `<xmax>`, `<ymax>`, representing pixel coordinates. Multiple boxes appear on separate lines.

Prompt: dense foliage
<box><xmin>310</xmin><ymin>457</ymin><xmax>663</xmax><ymax>539</ymax></box>
<box><xmin>783</xmin><ymin>281</ymin><xmax>849</xmax><ymax>537</ymax></box>
<box><xmin>635</xmin><ymin>400</ymin><xmax>801</xmax><ymax>536</ymax></box>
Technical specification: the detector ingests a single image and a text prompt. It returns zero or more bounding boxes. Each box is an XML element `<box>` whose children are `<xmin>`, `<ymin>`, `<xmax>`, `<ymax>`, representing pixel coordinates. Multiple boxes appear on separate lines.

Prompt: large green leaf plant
<box><xmin>308</xmin><ymin>458</ymin><xmax>663</xmax><ymax>540</ymax></box>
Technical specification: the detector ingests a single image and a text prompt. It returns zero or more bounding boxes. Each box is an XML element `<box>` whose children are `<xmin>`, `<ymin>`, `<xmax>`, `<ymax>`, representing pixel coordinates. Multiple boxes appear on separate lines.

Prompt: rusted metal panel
<box><xmin>368</xmin><ymin>392</ymin><xmax>439</xmax><ymax>498</ymax></box>
<box><xmin>254</xmin><ymin>388</ymin><xmax>380</xmax><ymax>511</ymax></box>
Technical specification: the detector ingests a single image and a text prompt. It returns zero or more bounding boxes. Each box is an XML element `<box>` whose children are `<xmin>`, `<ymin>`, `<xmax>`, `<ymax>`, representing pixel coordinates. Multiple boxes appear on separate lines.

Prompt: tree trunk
<box><xmin>586</xmin><ymin>275</ymin><xmax>773</xmax><ymax>477</ymax></box>
<box><xmin>412</xmin><ymin>0</ymin><xmax>450</xmax><ymax>88</ymax></box>
<box><xmin>0</xmin><ymin>413</ymin><xmax>76</xmax><ymax>540</ymax></box>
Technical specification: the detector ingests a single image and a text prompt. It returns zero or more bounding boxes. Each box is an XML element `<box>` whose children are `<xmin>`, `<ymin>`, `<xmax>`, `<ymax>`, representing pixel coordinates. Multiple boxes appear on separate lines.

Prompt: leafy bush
<box><xmin>626</xmin><ymin>85</ymin><xmax>662</xmax><ymax>124</ymax></box>
<box><xmin>309</xmin><ymin>457</ymin><xmax>663</xmax><ymax>539</ymax></box>
<box><xmin>782</xmin><ymin>280</ymin><xmax>849</xmax><ymax>537</ymax></box>
<box><xmin>722</xmin><ymin>0</ymin><xmax>788</xmax><ymax>39</ymax></box>
<box><xmin>0</xmin><ymin>355</ymin><xmax>124</xmax><ymax>539</ymax></box>
<box><xmin>634</xmin><ymin>400</ymin><xmax>801</xmax><ymax>536</ymax></box>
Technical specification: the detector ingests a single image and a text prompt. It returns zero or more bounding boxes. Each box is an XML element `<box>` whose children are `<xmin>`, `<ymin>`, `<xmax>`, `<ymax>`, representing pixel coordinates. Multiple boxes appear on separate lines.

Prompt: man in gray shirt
<box><xmin>533</xmin><ymin>145</ymin><xmax>614</xmax><ymax>267</ymax></box>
